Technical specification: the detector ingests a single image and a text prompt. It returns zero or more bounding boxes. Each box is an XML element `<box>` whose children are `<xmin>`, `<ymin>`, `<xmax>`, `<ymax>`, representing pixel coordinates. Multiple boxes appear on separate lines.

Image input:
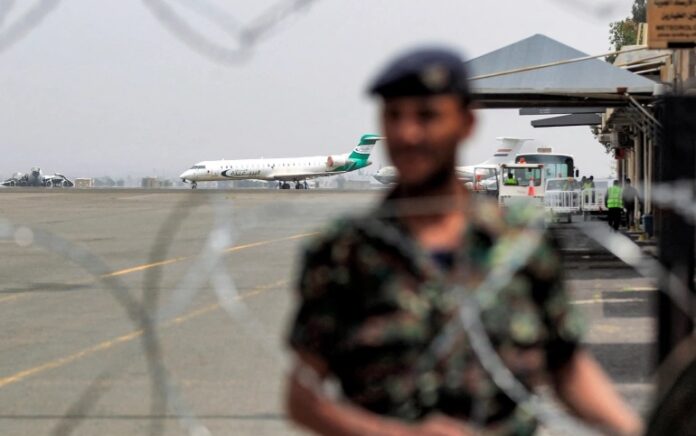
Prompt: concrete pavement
<box><xmin>0</xmin><ymin>190</ymin><xmax>656</xmax><ymax>435</ymax></box>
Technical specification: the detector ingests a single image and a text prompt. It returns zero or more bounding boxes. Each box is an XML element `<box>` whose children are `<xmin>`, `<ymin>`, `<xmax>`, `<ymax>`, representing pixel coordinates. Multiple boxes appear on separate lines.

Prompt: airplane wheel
<box><xmin>46</xmin><ymin>181</ymin><xmax>53</xmax><ymax>188</ymax></box>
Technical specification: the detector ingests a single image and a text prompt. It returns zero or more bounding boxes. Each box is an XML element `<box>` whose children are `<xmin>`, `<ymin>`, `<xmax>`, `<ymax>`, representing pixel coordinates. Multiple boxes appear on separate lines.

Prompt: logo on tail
<box><xmin>349</xmin><ymin>134</ymin><xmax>382</xmax><ymax>161</ymax></box>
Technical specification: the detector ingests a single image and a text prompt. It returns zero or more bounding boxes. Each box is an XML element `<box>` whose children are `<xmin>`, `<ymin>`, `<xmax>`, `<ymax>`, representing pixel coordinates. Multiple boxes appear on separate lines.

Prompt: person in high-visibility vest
<box><xmin>581</xmin><ymin>177</ymin><xmax>592</xmax><ymax>191</ymax></box>
<box><xmin>562</xmin><ymin>177</ymin><xmax>576</xmax><ymax>191</ymax></box>
<box><xmin>504</xmin><ymin>172</ymin><xmax>518</xmax><ymax>186</ymax></box>
<box><xmin>605</xmin><ymin>180</ymin><xmax>624</xmax><ymax>231</ymax></box>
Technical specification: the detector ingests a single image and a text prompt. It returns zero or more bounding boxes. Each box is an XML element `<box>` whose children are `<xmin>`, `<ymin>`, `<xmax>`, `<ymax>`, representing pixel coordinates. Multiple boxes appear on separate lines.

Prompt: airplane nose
<box><xmin>180</xmin><ymin>170</ymin><xmax>191</xmax><ymax>179</ymax></box>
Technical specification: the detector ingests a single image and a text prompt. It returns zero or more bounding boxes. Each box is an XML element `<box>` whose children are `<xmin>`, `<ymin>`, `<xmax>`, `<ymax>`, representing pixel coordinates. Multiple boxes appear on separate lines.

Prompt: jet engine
<box><xmin>326</xmin><ymin>155</ymin><xmax>347</xmax><ymax>168</ymax></box>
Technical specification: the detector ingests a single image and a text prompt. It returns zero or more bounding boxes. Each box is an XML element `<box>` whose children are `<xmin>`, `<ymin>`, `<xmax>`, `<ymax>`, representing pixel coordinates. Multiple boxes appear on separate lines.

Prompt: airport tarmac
<box><xmin>0</xmin><ymin>190</ymin><xmax>655</xmax><ymax>435</ymax></box>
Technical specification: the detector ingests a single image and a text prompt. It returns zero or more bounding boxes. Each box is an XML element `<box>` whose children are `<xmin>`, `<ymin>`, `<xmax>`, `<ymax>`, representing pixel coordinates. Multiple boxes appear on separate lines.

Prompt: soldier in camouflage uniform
<box><xmin>285</xmin><ymin>48</ymin><xmax>642</xmax><ymax>435</ymax></box>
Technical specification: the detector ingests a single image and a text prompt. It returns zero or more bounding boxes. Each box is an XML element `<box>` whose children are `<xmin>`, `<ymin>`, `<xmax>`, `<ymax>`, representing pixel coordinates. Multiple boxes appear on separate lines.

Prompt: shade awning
<box><xmin>466</xmin><ymin>34</ymin><xmax>658</xmax><ymax>109</ymax></box>
<box><xmin>531</xmin><ymin>113</ymin><xmax>602</xmax><ymax>128</ymax></box>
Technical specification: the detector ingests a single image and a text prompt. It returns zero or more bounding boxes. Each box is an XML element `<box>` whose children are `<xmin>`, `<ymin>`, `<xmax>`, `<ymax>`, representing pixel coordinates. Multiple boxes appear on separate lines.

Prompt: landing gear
<box><xmin>191</xmin><ymin>181</ymin><xmax>197</xmax><ymax>189</ymax></box>
<box><xmin>278</xmin><ymin>181</ymin><xmax>308</xmax><ymax>189</ymax></box>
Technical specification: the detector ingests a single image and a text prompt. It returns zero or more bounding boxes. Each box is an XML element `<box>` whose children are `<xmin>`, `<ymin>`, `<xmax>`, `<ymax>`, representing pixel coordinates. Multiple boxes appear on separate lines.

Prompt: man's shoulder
<box><xmin>302</xmin><ymin>196</ymin><xmax>548</xmax><ymax>256</ymax></box>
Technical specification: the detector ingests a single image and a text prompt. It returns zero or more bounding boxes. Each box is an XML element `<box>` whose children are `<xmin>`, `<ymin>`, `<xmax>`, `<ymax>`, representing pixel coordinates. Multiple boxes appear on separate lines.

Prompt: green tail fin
<box><xmin>349</xmin><ymin>134</ymin><xmax>382</xmax><ymax>160</ymax></box>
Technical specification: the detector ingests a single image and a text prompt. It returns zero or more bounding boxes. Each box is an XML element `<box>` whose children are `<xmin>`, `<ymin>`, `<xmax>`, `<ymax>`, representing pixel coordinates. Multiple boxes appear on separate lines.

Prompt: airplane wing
<box><xmin>44</xmin><ymin>174</ymin><xmax>74</xmax><ymax>187</ymax></box>
<box><xmin>455</xmin><ymin>167</ymin><xmax>474</xmax><ymax>181</ymax></box>
<box><xmin>1</xmin><ymin>176</ymin><xmax>24</xmax><ymax>187</ymax></box>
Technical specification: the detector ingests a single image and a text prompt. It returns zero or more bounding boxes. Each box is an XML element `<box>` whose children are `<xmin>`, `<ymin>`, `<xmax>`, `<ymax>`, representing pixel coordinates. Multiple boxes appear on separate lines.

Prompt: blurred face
<box><xmin>381</xmin><ymin>95</ymin><xmax>475</xmax><ymax>189</ymax></box>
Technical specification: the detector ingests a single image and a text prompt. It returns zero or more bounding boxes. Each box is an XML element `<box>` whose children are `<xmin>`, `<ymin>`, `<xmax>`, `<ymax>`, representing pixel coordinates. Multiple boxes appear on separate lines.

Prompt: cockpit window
<box><xmin>190</xmin><ymin>165</ymin><xmax>206</xmax><ymax>169</ymax></box>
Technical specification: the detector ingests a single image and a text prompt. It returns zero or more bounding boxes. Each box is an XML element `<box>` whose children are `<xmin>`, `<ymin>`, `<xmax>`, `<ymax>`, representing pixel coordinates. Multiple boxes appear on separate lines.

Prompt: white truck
<box><xmin>468</xmin><ymin>165</ymin><xmax>499</xmax><ymax>198</ymax></box>
<box><xmin>497</xmin><ymin>163</ymin><xmax>545</xmax><ymax>208</ymax></box>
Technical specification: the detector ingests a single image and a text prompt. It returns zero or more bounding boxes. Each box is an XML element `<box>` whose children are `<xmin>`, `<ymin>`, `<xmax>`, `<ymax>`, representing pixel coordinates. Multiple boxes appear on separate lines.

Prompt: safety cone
<box><xmin>527</xmin><ymin>178</ymin><xmax>536</xmax><ymax>197</ymax></box>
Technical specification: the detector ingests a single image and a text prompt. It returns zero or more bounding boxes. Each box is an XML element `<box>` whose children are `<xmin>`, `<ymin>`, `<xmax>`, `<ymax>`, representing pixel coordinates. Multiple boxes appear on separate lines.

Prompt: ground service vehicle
<box><xmin>498</xmin><ymin>163</ymin><xmax>545</xmax><ymax>208</ymax></box>
<box><xmin>469</xmin><ymin>166</ymin><xmax>499</xmax><ymax>198</ymax></box>
<box><xmin>516</xmin><ymin>148</ymin><xmax>576</xmax><ymax>180</ymax></box>
<box><xmin>544</xmin><ymin>178</ymin><xmax>581</xmax><ymax>223</ymax></box>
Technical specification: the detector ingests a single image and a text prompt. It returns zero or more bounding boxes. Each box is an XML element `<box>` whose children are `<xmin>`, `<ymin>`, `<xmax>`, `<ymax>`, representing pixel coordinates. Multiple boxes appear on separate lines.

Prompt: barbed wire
<box><xmin>0</xmin><ymin>0</ymin><xmax>62</xmax><ymax>54</ymax></box>
<box><xmin>0</xmin><ymin>0</ymin><xmax>637</xmax><ymax>69</ymax></box>
<box><xmin>0</xmin><ymin>0</ymin><xmax>678</xmax><ymax>431</ymax></box>
<box><xmin>0</xmin><ymin>0</ymin><xmax>321</xmax><ymax>64</ymax></box>
<box><xmin>140</xmin><ymin>0</ymin><xmax>322</xmax><ymax>65</ymax></box>
<box><xmin>168</xmin><ymin>0</ymin><xmax>245</xmax><ymax>37</ymax></box>
<box><xmin>0</xmin><ymin>0</ymin><xmax>16</xmax><ymax>29</ymax></box>
<box><xmin>0</xmin><ymin>196</ymin><xmax>225</xmax><ymax>436</ymax></box>
<box><xmin>1</xmin><ymin>184</ymin><xmax>695</xmax><ymax>435</ymax></box>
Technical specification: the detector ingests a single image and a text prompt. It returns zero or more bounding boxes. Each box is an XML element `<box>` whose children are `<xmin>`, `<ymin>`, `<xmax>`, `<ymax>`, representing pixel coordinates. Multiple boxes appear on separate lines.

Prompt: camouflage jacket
<box><xmin>288</xmin><ymin>193</ymin><xmax>584</xmax><ymax>435</ymax></box>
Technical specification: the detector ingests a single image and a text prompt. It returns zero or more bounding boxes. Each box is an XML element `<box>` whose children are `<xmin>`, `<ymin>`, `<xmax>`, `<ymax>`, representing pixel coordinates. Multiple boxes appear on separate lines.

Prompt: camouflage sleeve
<box><xmin>287</xmin><ymin>234</ymin><xmax>348</xmax><ymax>360</ymax></box>
<box><xmin>529</xmin><ymin>233</ymin><xmax>586</xmax><ymax>371</ymax></box>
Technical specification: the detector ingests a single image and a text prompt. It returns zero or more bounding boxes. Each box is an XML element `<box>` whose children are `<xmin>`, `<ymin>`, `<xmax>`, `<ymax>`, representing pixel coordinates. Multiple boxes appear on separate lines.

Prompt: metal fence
<box><xmin>580</xmin><ymin>189</ymin><xmax>607</xmax><ymax>216</ymax></box>
<box><xmin>544</xmin><ymin>190</ymin><xmax>581</xmax><ymax>215</ymax></box>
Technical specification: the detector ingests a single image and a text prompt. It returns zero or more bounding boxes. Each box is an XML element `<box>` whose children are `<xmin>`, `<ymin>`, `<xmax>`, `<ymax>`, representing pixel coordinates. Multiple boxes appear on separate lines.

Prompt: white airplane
<box><xmin>372</xmin><ymin>137</ymin><xmax>533</xmax><ymax>185</ymax></box>
<box><xmin>1</xmin><ymin>167</ymin><xmax>74</xmax><ymax>188</ymax></box>
<box><xmin>373</xmin><ymin>166</ymin><xmax>399</xmax><ymax>185</ymax></box>
<box><xmin>180</xmin><ymin>134</ymin><xmax>382</xmax><ymax>189</ymax></box>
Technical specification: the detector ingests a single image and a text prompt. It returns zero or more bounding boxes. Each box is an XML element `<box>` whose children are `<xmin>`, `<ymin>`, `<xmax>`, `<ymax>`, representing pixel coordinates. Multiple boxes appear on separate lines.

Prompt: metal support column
<box><xmin>656</xmin><ymin>96</ymin><xmax>696</xmax><ymax>364</ymax></box>
<box><xmin>642</xmin><ymin>133</ymin><xmax>648</xmax><ymax>215</ymax></box>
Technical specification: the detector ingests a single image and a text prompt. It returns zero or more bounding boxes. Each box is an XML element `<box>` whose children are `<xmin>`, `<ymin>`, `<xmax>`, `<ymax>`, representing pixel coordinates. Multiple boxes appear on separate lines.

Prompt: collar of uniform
<box><xmin>368</xmin><ymin>185</ymin><xmax>492</xmax><ymax>282</ymax></box>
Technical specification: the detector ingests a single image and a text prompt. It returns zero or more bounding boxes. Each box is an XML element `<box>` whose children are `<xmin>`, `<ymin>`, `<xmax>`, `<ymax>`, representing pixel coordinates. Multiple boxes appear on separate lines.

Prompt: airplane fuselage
<box><xmin>181</xmin><ymin>155</ymin><xmax>371</xmax><ymax>183</ymax></box>
<box><xmin>180</xmin><ymin>134</ymin><xmax>382</xmax><ymax>187</ymax></box>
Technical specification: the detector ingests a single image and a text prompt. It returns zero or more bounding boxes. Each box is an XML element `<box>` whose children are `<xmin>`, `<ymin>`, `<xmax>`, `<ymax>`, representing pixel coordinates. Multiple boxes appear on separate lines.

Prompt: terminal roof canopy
<box><xmin>466</xmin><ymin>34</ymin><xmax>657</xmax><ymax>108</ymax></box>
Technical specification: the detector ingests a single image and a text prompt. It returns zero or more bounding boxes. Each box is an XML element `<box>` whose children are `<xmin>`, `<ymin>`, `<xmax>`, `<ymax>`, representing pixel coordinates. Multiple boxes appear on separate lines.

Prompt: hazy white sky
<box><xmin>0</xmin><ymin>0</ymin><xmax>636</xmax><ymax>180</ymax></box>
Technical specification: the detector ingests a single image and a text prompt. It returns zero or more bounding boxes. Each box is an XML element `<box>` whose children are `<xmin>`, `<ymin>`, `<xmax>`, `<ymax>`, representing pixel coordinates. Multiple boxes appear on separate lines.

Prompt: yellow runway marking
<box><xmin>102</xmin><ymin>257</ymin><xmax>188</xmax><ymax>278</ymax></box>
<box><xmin>102</xmin><ymin>232</ymin><xmax>316</xmax><ymax>278</ymax></box>
<box><xmin>0</xmin><ymin>294</ymin><xmax>23</xmax><ymax>304</ymax></box>
<box><xmin>0</xmin><ymin>232</ymin><xmax>315</xmax><ymax>303</ymax></box>
<box><xmin>0</xmin><ymin>280</ymin><xmax>287</xmax><ymax>389</ymax></box>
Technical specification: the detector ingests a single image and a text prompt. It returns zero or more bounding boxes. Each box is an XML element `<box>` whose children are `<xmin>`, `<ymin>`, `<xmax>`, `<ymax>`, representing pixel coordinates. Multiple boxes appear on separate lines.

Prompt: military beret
<box><xmin>368</xmin><ymin>47</ymin><xmax>472</xmax><ymax>101</ymax></box>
